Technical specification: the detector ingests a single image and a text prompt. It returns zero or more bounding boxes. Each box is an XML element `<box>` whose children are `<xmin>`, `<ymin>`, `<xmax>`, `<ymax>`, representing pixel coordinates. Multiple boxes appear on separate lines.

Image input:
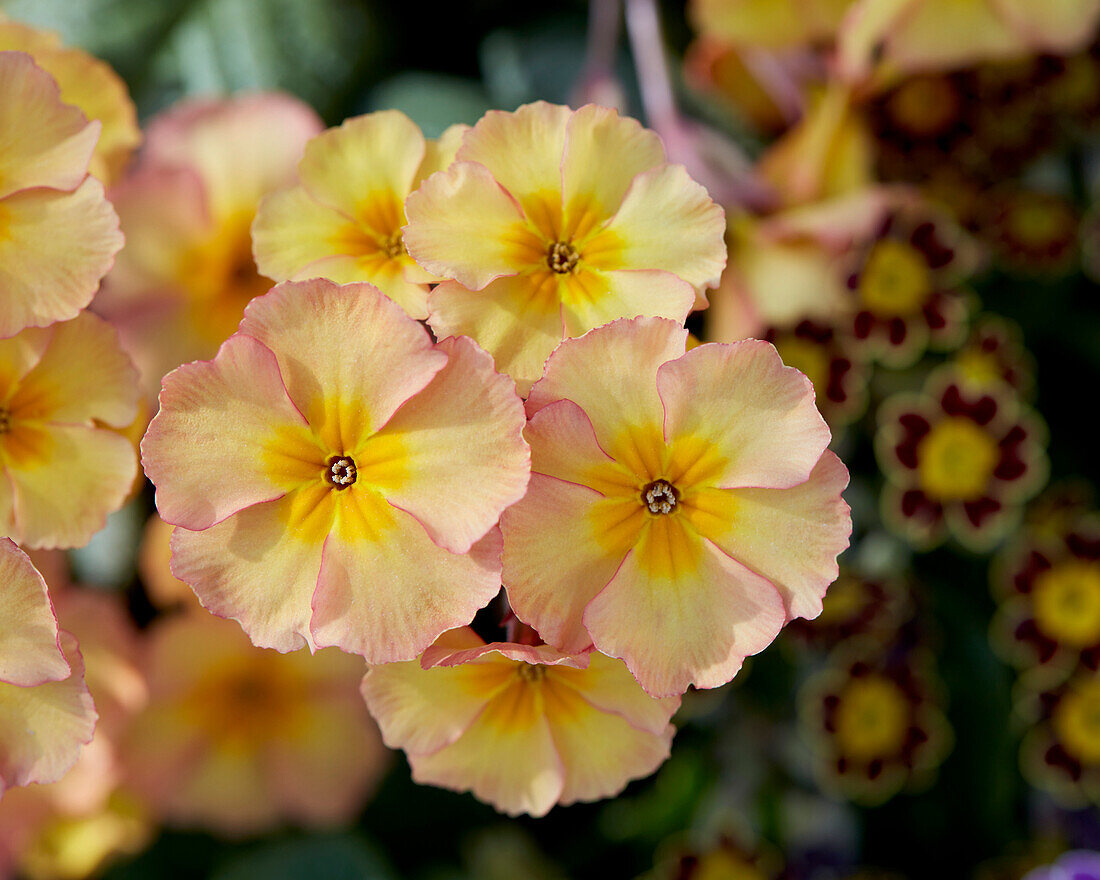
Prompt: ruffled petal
<box><xmin>560</xmin><ymin>269</ymin><xmax>696</xmax><ymax>340</ymax></box>
<box><xmin>550</xmin><ymin>650</ymin><xmax>681</xmax><ymax>735</ymax></box>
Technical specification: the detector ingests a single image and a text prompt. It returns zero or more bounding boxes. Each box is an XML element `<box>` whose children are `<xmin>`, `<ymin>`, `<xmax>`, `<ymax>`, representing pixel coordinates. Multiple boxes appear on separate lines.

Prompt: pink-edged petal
<box><xmin>408</xmin><ymin>680</ymin><xmax>565</xmax><ymax>817</ymax></box>
<box><xmin>0</xmin><ymin>177</ymin><xmax>123</xmax><ymax>339</ymax></box>
<box><xmin>370</xmin><ymin>335</ymin><xmax>529</xmax><ymax>555</ymax></box>
<box><xmin>142</xmin><ymin>333</ymin><xmax>314</xmax><ymax>531</ymax></box>
<box><xmin>238</xmin><ymin>279</ymin><xmax>446</xmax><ymax>449</ymax></box>
<box><xmin>168</xmin><ymin>491</ymin><xmax>332</xmax><ymax>653</ymax></box>
<box><xmin>427</xmin><ymin>276</ymin><xmax>565</xmax><ymax>398</ymax></box>
<box><xmin>0</xmin><ymin>51</ymin><xmax>99</xmax><ymax>199</ymax></box>
<box><xmin>423</xmin><ymin>640</ymin><xmax>588</xmax><ymax>670</ymax></box>
<box><xmin>403</xmin><ymin>161</ymin><xmax>533</xmax><ymax>290</ymax></box>
<box><xmin>298</xmin><ymin>111</ymin><xmax>425</xmax><ymax>221</ymax></box>
<box><xmin>656</xmin><ymin>340</ymin><xmax>831</xmax><ymax>490</ymax></box>
<box><xmin>251</xmin><ymin>184</ymin><xmax>359</xmax><ymax>280</ymax></box>
<box><xmin>456</xmin><ymin>101</ymin><xmax>572</xmax><ymax>219</ymax></box>
<box><xmin>0</xmin><ymin>631</ymin><xmax>96</xmax><ymax>794</ymax></box>
<box><xmin>560</xmin><ymin>269</ymin><xmax>696</xmax><ymax>340</ymax></box>
<box><xmin>9</xmin><ymin>312</ymin><xmax>138</xmax><ymax>427</ymax></box>
<box><xmin>8</xmin><ymin>425</ymin><xmax>136</xmax><ymax>550</ymax></box>
<box><xmin>527</xmin><ymin>316</ymin><xmax>688</xmax><ymax>449</ymax></box>
<box><xmin>361</xmin><ymin>629</ymin><xmax>516</xmax><ymax>755</ymax></box>
<box><xmin>599</xmin><ymin>163</ymin><xmax>727</xmax><ymax>290</ymax></box>
<box><xmin>560</xmin><ymin>105</ymin><xmax>666</xmax><ymax>234</ymax></box>
<box><xmin>542</xmin><ymin>676</ymin><xmax>673</xmax><ymax>806</ymax></box>
<box><xmin>413</xmin><ymin>123</ymin><xmax>469</xmax><ymax>187</ymax></box>
<box><xmin>685</xmin><ymin>451</ymin><xmax>851</xmax><ymax>621</ymax></box>
<box><xmin>584</xmin><ymin>534</ymin><xmax>786</xmax><ymax>697</ymax></box>
<box><xmin>550</xmin><ymin>650</ymin><xmax>680</xmax><ymax>735</ymax></box>
<box><xmin>310</xmin><ymin>506</ymin><xmax>502</xmax><ymax>664</ymax></box>
<box><xmin>0</xmin><ymin>538</ymin><xmax>68</xmax><ymax>686</ymax></box>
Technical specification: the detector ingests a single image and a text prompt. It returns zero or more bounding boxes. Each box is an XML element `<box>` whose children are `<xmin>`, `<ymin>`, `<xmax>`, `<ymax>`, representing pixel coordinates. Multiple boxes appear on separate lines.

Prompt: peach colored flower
<box><xmin>0</xmin><ymin>312</ymin><xmax>139</xmax><ymax>550</ymax></box>
<box><xmin>0</xmin><ymin>585</ymin><xmax>149</xmax><ymax>879</ymax></box>
<box><xmin>501</xmin><ymin>317</ymin><xmax>851</xmax><ymax>697</ymax></box>
<box><xmin>0</xmin><ymin>20</ymin><xmax>140</xmax><ymax>184</ymax></box>
<box><xmin>403</xmin><ymin>101</ymin><xmax>726</xmax><ymax>394</ymax></box>
<box><xmin>123</xmin><ymin>613</ymin><xmax>387</xmax><ymax>835</ymax></box>
<box><xmin>141</xmin><ymin>279</ymin><xmax>530</xmax><ymax>661</ymax></box>
<box><xmin>94</xmin><ymin>93</ymin><xmax>322</xmax><ymax>398</ymax></box>
<box><xmin>0</xmin><ymin>540</ymin><xmax>97</xmax><ymax>799</ymax></box>
<box><xmin>361</xmin><ymin>627</ymin><xmax>679</xmax><ymax>817</ymax></box>
<box><xmin>0</xmin><ymin>50</ymin><xmax>122</xmax><ymax>339</ymax></box>
<box><xmin>253</xmin><ymin>111</ymin><xmax>466</xmax><ymax>319</ymax></box>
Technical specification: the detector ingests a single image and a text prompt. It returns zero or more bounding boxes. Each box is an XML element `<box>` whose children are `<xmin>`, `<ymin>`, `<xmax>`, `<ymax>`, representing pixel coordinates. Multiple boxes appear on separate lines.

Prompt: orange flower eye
<box><xmin>546</xmin><ymin>241</ymin><xmax>580</xmax><ymax>274</ymax></box>
<box><xmin>325</xmin><ymin>454</ymin><xmax>358</xmax><ymax>489</ymax></box>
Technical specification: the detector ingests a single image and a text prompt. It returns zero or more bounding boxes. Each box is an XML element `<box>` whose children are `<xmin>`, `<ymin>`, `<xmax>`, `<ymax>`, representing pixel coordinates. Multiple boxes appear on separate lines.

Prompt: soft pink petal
<box><xmin>550</xmin><ymin>650</ymin><xmax>681</xmax><ymax>735</ymax></box>
<box><xmin>0</xmin><ymin>539</ymin><xmax>68</xmax><ymax>686</ymax></box>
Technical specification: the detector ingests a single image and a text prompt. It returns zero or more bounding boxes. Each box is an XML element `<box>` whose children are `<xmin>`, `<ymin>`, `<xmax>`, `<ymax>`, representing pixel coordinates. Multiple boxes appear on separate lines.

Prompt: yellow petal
<box><xmin>994</xmin><ymin>0</ymin><xmax>1100</xmax><ymax>52</ymax></box>
<box><xmin>560</xmin><ymin>269</ymin><xmax>696</xmax><ymax>340</ymax></box>
<box><xmin>0</xmin><ymin>539</ymin><xmax>69</xmax><ymax>686</ymax></box>
<box><xmin>413</xmin><ymin>123</ymin><xmax>469</xmax><ymax>187</ymax></box>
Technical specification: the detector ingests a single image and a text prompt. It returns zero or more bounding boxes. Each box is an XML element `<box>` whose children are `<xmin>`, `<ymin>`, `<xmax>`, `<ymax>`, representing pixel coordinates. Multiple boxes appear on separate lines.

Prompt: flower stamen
<box><xmin>325</xmin><ymin>455</ymin><xmax>357</xmax><ymax>489</ymax></box>
<box><xmin>517</xmin><ymin>663</ymin><xmax>548</xmax><ymax>682</ymax></box>
<box><xmin>0</xmin><ymin>406</ymin><xmax>10</xmax><ymax>435</ymax></box>
<box><xmin>641</xmin><ymin>479</ymin><xmax>679</xmax><ymax>515</ymax></box>
<box><xmin>547</xmin><ymin>241</ymin><xmax>579</xmax><ymax>275</ymax></box>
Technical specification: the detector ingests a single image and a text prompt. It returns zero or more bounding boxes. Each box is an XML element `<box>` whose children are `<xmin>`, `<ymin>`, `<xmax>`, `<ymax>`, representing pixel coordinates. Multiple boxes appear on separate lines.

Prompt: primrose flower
<box><xmin>950</xmin><ymin>314</ymin><xmax>1035</xmax><ymax>402</ymax></box>
<box><xmin>0</xmin><ymin>20</ymin><xmax>140</xmax><ymax>184</ymax></box>
<box><xmin>983</xmin><ymin>188</ymin><xmax>1079</xmax><ymax>276</ymax></box>
<box><xmin>94</xmin><ymin>93</ymin><xmax>322</xmax><ymax>398</ymax></box>
<box><xmin>799</xmin><ymin>642</ymin><xmax>953</xmax><ymax>806</ymax></box>
<box><xmin>360</xmin><ymin>627</ymin><xmax>679</xmax><ymax>817</ymax></box>
<box><xmin>0</xmin><ymin>50</ymin><xmax>123</xmax><ymax>339</ymax></box>
<box><xmin>784</xmin><ymin>569</ymin><xmax>914</xmax><ymax>653</ymax></box>
<box><xmin>404</xmin><ymin>101</ymin><xmax>726</xmax><ymax>393</ymax></box>
<box><xmin>991</xmin><ymin>512</ymin><xmax>1100</xmax><ymax>674</ymax></box>
<box><xmin>253</xmin><ymin>111</ymin><xmax>466</xmax><ymax>319</ymax></box>
<box><xmin>1019</xmin><ymin>667</ymin><xmax>1100</xmax><ymax>808</ymax></box>
<box><xmin>141</xmin><ymin>279</ymin><xmax>529</xmax><ymax>661</ymax></box>
<box><xmin>876</xmin><ymin>369</ymin><xmax>1048</xmax><ymax>551</ymax></box>
<box><xmin>0</xmin><ymin>540</ymin><xmax>97</xmax><ymax>799</ymax></box>
<box><xmin>123</xmin><ymin>613</ymin><xmax>387</xmax><ymax>835</ymax></box>
<box><xmin>1</xmin><ymin>312</ymin><xmax>139</xmax><ymax>549</ymax></box>
<box><xmin>501</xmin><ymin>317</ymin><xmax>851</xmax><ymax>697</ymax></box>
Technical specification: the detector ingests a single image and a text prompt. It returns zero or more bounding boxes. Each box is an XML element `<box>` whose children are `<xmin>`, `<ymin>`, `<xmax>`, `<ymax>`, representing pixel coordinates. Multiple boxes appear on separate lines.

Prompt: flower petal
<box><xmin>456</xmin><ymin>101</ymin><xmax>572</xmax><ymax>220</ymax></box>
<box><xmin>656</xmin><ymin>339</ymin><xmax>831</xmax><ymax>490</ymax></box>
<box><xmin>0</xmin><ymin>538</ymin><xmax>69</xmax><ymax>686</ymax></box>
<box><xmin>8</xmin><ymin>425</ymin><xmax>136</xmax><ymax>550</ymax></box>
<box><xmin>413</xmin><ymin>123</ymin><xmax>469</xmax><ymax>187</ymax></box>
<box><xmin>584</xmin><ymin>532</ymin><xmax>786</xmax><ymax>697</ymax></box>
<box><xmin>168</xmin><ymin>491</ymin><xmax>332</xmax><ymax>653</ymax></box>
<box><xmin>239</xmin><ymin>280</ymin><xmax>446</xmax><ymax>450</ymax></box>
<box><xmin>684</xmin><ymin>451</ymin><xmax>851</xmax><ymax>621</ymax></box>
<box><xmin>599</xmin><ymin>163</ymin><xmax>726</xmax><ymax>290</ymax></box>
<box><xmin>142</xmin><ymin>333</ymin><xmax>314</xmax><ymax>531</ymax></box>
<box><xmin>0</xmin><ymin>177</ymin><xmax>122</xmax><ymax>339</ymax></box>
<box><xmin>370</xmin><ymin>335</ymin><xmax>529</xmax><ymax>554</ymax></box>
<box><xmin>427</xmin><ymin>276</ymin><xmax>565</xmax><ymax>397</ymax></box>
<box><xmin>311</xmin><ymin>505</ymin><xmax>502</xmax><ymax>663</ymax></box>
<box><xmin>0</xmin><ymin>50</ymin><xmax>99</xmax><ymax>199</ymax></box>
<box><xmin>992</xmin><ymin>0</ymin><xmax>1100</xmax><ymax>52</ymax></box>
<box><xmin>550</xmin><ymin>650</ymin><xmax>680</xmax><ymax>735</ymax></box>
<box><xmin>543</xmin><ymin>675</ymin><xmax>673</xmax><ymax>806</ymax></box>
<box><xmin>9</xmin><ymin>312</ymin><xmax>138</xmax><ymax>428</ymax></box>
<box><xmin>0</xmin><ymin>631</ymin><xmax>96</xmax><ymax>794</ymax></box>
<box><xmin>409</xmin><ymin>680</ymin><xmax>565</xmax><ymax>817</ymax></box>
<box><xmin>403</xmin><ymin>161</ymin><xmax>533</xmax><ymax>290</ymax></box>
<box><xmin>560</xmin><ymin>269</ymin><xmax>696</xmax><ymax>340</ymax></box>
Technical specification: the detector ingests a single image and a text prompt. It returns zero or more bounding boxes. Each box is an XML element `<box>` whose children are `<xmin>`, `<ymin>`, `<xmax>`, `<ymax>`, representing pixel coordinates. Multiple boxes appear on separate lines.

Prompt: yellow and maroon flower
<box><xmin>785</xmin><ymin>569</ymin><xmax>914</xmax><ymax>653</ymax></box>
<box><xmin>951</xmin><ymin>314</ymin><xmax>1036</xmax><ymax>401</ymax></box>
<box><xmin>94</xmin><ymin>93</ymin><xmax>323</xmax><ymax>398</ymax></box>
<box><xmin>765</xmin><ymin>319</ymin><xmax>870</xmax><ymax>429</ymax></box>
<box><xmin>0</xmin><ymin>540</ymin><xmax>97</xmax><ymax>799</ymax></box>
<box><xmin>0</xmin><ymin>20</ymin><xmax>140</xmax><ymax>184</ymax></box>
<box><xmin>141</xmin><ymin>279</ymin><xmax>530</xmax><ymax>662</ymax></box>
<box><xmin>875</xmin><ymin>370</ymin><xmax>1048</xmax><ymax>551</ymax></box>
<box><xmin>991</xmin><ymin>513</ymin><xmax>1100</xmax><ymax>673</ymax></box>
<box><xmin>0</xmin><ymin>50</ymin><xmax>123</xmax><ymax>339</ymax></box>
<box><xmin>253</xmin><ymin>111</ymin><xmax>465</xmax><ymax>320</ymax></box>
<box><xmin>981</xmin><ymin>188</ymin><xmax>1079</xmax><ymax>275</ymax></box>
<box><xmin>799</xmin><ymin>643</ymin><xmax>952</xmax><ymax>806</ymax></box>
<box><xmin>1019</xmin><ymin>666</ymin><xmax>1100</xmax><ymax>808</ymax></box>
<box><xmin>844</xmin><ymin>209</ymin><xmax>976</xmax><ymax>367</ymax></box>
<box><xmin>123</xmin><ymin>613</ymin><xmax>387</xmax><ymax>835</ymax></box>
<box><xmin>501</xmin><ymin>317</ymin><xmax>850</xmax><ymax>697</ymax></box>
<box><xmin>403</xmin><ymin>101</ymin><xmax>726</xmax><ymax>394</ymax></box>
<box><xmin>361</xmin><ymin>627</ymin><xmax>678</xmax><ymax>817</ymax></box>
<box><xmin>1</xmin><ymin>312</ymin><xmax>139</xmax><ymax>550</ymax></box>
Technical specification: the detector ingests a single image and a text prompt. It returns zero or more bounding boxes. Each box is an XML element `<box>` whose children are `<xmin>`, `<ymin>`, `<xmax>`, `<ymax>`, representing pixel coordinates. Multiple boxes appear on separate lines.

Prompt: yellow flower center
<box><xmin>1003</xmin><ymin>196</ymin><xmax>1073</xmax><ymax>248</ymax></box>
<box><xmin>1033</xmin><ymin>561</ymin><xmax>1100</xmax><ymax>648</ymax></box>
<box><xmin>184</xmin><ymin>658</ymin><xmax>305</xmax><ymax>748</ymax></box>
<box><xmin>954</xmin><ymin>348</ymin><xmax>1002</xmax><ymax>387</ymax></box>
<box><xmin>546</xmin><ymin>241</ymin><xmax>580</xmax><ymax>275</ymax></box>
<box><xmin>641</xmin><ymin>479</ymin><xmax>680</xmax><ymax>515</ymax></box>
<box><xmin>1053</xmin><ymin>678</ymin><xmax>1100</xmax><ymax>765</ymax></box>
<box><xmin>917</xmin><ymin>416</ymin><xmax>999</xmax><ymax>502</ymax></box>
<box><xmin>324</xmin><ymin>454</ymin><xmax>358</xmax><ymax>490</ymax></box>
<box><xmin>381</xmin><ymin>232</ymin><xmax>404</xmax><ymax>260</ymax></box>
<box><xmin>834</xmin><ymin>675</ymin><xmax>910</xmax><ymax>761</ymax></box>
<box><xmin>858</xmin><ymin>239</ymin><xmax>932</xmax><ymax>318</ymax></box>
